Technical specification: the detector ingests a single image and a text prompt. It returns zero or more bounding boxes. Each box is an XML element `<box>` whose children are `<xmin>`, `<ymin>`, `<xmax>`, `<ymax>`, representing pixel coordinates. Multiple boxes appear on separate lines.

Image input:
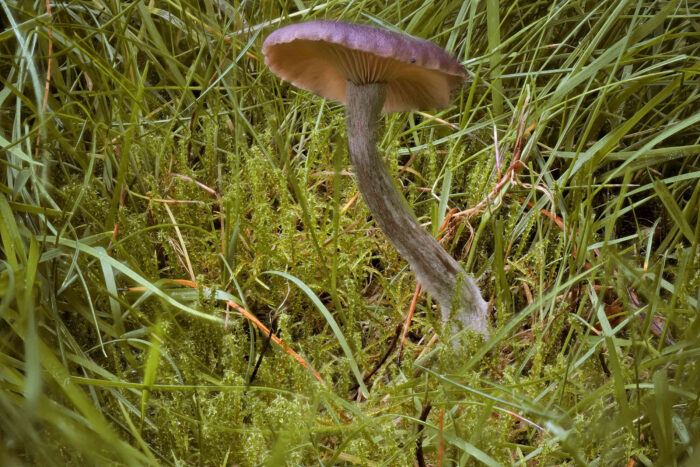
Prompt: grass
<box><xmin>1</xmin><ymin>0</ymin><xmax>699</xmax><ymax>465</ymax></box>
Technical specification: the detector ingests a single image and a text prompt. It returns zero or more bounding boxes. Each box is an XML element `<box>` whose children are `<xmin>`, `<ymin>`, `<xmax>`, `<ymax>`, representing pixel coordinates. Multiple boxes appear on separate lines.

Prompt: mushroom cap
<box><xmin>262</xmin><ymin>21</ymin><xmax>466</xmax><ymax>113</ymax></box>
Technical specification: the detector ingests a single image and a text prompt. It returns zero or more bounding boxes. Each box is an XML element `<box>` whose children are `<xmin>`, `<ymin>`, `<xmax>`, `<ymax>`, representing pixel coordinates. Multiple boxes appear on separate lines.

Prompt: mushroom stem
<box><xmin>345</xmin><ymin>81</ymin><xmax>488</xmax><ymax>337</ymax></box>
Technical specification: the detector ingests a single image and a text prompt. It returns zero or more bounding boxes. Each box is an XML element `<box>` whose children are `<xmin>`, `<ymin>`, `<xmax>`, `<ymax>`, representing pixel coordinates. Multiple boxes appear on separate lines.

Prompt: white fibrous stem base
<box><xmin>345</xmin><ymin>81</ymin><xmax>489</xmax><ymax>338</ymax></box>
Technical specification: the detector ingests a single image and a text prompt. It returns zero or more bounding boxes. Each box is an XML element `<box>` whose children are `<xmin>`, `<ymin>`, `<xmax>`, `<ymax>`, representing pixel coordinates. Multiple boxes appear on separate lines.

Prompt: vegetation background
<box><xmin>1</xmin><ymin>0</ymin><xmax>699</xmax><ymax>465</ymax></box>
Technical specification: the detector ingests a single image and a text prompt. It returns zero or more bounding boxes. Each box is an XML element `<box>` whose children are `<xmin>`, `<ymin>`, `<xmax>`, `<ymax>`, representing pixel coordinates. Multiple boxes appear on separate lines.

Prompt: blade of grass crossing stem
<box><xmin>650</xmin><ymin>369</ymin><xmax>674</xmax><ymax>462</ymax></box>
<box><xmin>57</xmin><ymin>114</ymin><xmax>97</xmax><ymax>240</ymax></box>
<box><xmin>117</xmin><ymin>400</ymin><xmax>160</xmax><ymax>465</ymax></box>
<box><xmin>43</xmin><ymin>236</ymin><xmax>223</xmax><ymax>323</ymax></box>
<box><xmin>135</xmin><ymin>2</ymin><xmax>188</xmax><ymax>91</ymax></box>
<box><xmin>141</xmin><ymin>322</ymin><xmax>163</xmax><ymax>430</ymax></box>
<box><xmin>0</xmin><ymin>259</ymin><xmax>15</xmax><ymax>319</ymax></box>
<box><xmin>0</xmin><ymin>134</ymin><xmax>44</xmax><ymax>167</ymax></box>
<box><xmin>486</xmin><ymin>0</ymin><xmax>503</xmax><ymax>116</ymax></box>
<box><xmin>435</xmin><ymin>168</ymin><xmax>452</xmax><ymax>237</ymax></box>
<box><xmin>593</xmin><ymin>289</ymin><xmax>634</xmax><ymax>431</ymax></box>
<box><xmin>446</xmin><ymin>0</ymin><xmax>469</xmax><ymax>53</ymax></box>
<box><xmin>653</xmin><ymin>179</ymin><xmax>695</xmax><ymax>244</ymax></box>
<box><xmin>493</xmin><ymin>218</ymin><xmax>511</xmax><ymax>323</ymax></box>
<box><xmin>331</xmin><ymin>128</ymin><xmax>346</xmax><ymax>322</ymax></box>
<box><xmin>264</xmin><ymin>270</ymin><xmax>369</xmax><ymax>398</ymax></box>
<box><xmin>23</xmin><ymin>235</ymin><xmax>41</xmax><ymax>414</ymax></box>
<box><xmin>440</xmin><ymin>431</ymin><xmax>501</xmax><ymax>467</ymax></box>
<box><xmin>107</xmin><ymin>70</ymin><xmax>139</xmax><ymax>230</ymax></box>
<box><xmin>96</xmin><ymin>246</ymin><xmax>124</xmax><ymax>336</ymax></box>
<box><xmin>75</xmin><ymin>264</ymin><xmax>107</xmax><ymax>357</ymax></box>
<box><xmin>0</xmin><ymin>2</ymin><xmax>44</xmax><ymax>120</ymax></box>
<box><xmin>417</xmin><ymin>364</ymin><xmax>546</xmax><ymax>416</ymax></box>
<box><xmin>0</xmin><ymin>194</ymin><xmax>25</xmax><ymax>268</ymax></box>
<box><xmin>12</xmin><ymin>168</ymin><xmax>31</xmax><ymax>198</ymax></box>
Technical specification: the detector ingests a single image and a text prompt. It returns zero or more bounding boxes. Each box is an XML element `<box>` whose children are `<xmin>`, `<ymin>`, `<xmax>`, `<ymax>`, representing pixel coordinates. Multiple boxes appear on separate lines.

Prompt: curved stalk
<box><xmin>345</xmin><ymin>81</ymin><xmax>488</xmax><ymax>337</ymax></box>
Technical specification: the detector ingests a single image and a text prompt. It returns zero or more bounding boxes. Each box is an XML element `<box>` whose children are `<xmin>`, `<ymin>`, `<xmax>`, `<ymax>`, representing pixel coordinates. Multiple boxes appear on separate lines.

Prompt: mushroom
<box><xmin>263</xmin><ymin>21</ymin><xmax>489</xmax><ymax>337</ymax></box>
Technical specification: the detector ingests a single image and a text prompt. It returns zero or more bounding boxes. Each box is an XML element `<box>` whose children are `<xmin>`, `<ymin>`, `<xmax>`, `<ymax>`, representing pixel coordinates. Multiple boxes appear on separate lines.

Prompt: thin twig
<box><xmin>416</xmin><ymin>403</ymin><xmax>432</xmax><ymax>467</ymax></box>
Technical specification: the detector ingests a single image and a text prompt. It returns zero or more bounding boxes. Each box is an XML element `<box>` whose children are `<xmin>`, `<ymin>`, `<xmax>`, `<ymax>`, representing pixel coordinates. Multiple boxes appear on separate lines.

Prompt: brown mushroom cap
<box><xmin>262</xmin><ymin>21</ymin><xmax>466</xmax><ymax>113</ymax></box>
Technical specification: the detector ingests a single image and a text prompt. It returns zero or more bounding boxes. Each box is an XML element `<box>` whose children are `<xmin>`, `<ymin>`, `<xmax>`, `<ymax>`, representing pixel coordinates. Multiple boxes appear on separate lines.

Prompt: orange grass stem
<box><xmin>128</xmin><ymin>279</ymin><xmax>323</xmax><ymax>383</ymax></box>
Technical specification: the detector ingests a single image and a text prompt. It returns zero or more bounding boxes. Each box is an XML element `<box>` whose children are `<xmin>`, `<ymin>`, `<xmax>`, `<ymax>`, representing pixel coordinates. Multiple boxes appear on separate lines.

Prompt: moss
<box><xmin>3</xmin><ymin>2</ymin><xmax>699</xmax><ymax>465</ymax></box>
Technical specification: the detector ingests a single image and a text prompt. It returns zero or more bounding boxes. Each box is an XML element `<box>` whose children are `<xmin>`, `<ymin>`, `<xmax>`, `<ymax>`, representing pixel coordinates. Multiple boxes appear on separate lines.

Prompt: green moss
<box><xmin>2</xmin><ymin>1</ymin><xmax>699</xmax><ymax>465</ymax></box>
